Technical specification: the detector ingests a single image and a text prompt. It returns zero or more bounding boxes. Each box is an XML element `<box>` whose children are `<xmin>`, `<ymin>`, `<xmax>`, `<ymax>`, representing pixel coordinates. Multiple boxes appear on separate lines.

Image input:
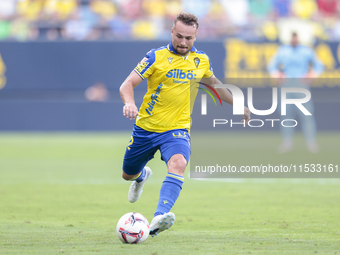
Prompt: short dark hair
<box><xmin>174</xmin><ymin>12</ymin><xmax>199</xmax><ymax>29</ymax></box>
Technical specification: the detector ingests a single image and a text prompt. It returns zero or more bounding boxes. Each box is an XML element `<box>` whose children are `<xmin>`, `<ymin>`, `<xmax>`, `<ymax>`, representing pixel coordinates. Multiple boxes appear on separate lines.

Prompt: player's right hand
<box><xmin>270</xmin><ymin>71</ymin><xmax>285</xmax><ymax>78</ymax></box>
<box><xmin>123</xmin><ymin>103</ymin><xmax>139</xmax><ymax>120</ymax></box>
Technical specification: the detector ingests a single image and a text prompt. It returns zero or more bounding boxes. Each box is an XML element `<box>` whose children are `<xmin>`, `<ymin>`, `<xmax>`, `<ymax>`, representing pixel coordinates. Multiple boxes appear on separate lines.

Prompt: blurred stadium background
<box><xmin>1</xmin><ymin>0</ymin><xmax>340</xmax><ymax>131</ymax></box>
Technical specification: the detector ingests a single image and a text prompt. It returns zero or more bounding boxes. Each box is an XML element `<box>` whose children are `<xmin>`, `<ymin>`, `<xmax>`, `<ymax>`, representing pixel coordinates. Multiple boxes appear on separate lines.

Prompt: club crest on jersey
<box><xmin>194</xmin><ymin>57</ymin><xmax>200</xmax><ymax>68</ymax></box>
<box><xmin>167</xmin><ymin>57</ymin><xmax>173</xmax><ymax>64</ymax></box>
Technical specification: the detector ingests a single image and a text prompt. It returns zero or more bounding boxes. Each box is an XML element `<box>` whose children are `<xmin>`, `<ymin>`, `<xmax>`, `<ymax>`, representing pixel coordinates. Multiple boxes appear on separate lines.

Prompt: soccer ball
<box><xmin>116</xmin><ymin>212</ymin><xmax>150</xmax><ymax>244</ymax></box>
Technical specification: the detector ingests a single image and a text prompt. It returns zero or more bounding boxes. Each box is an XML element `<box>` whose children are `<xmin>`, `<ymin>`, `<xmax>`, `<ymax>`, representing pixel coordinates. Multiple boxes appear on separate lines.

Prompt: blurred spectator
<box><xmin>249</xmin><ymin>0</ymin><xmax>273</xmax><ymax>19</ymax></box>
<box><xmin>16</xmin><ymin>0</ymin><xmax>44</xmax><ymax>21</ymax></box>
<box><xmin>262</xmin><ymin>21</ymin><xmax>278</xmax><ymax>41</ymax></box>
<box><xmin>143</xmin><ymin>0</ymin><xmax>166</xmax><ymax>17</ymax></box>
<box><xmin>1</xmin><ymin>0</ymin><xmax>340</xmax><ymax>41</ymax></box>
<box><xmin>55</xmin><ymin>0</ymin><xmax>78</xmax><ymax>20</ymax></box>
<box><xmin>181</xmin><ymin>0</ymin><xmax>211</xmax><ymax>19</ymax></box>
<box><xmin>85</xmin><ymin>82</ymin><xmax>109</xmax><ymax>102</ymax></box>
<box><xmin>43</xmin><ymin>0</ymin><xmax>59</xmax><ymax>20</ymax></box>
<box><xmin>332</xmin><ymin>20</ymin><xmax>340</xmax><ymax>40</ymax></box>
<box><xmin>317</xmin><ymin>0</ymin><xmax>338</xmax><ymax>17</ymax></box>
<box><xmin>268</xmin><ymin>32</ymin><xmax>324</xmax><ymax>153</ymax></box>
<box><xmin>131</xmin><ymin>18</ymin><xmax>158</xmax><ymax>39</ymax></box>
<box><xmin>198</xmin><ymin>0</ymin><xmax>230</xmax><ymax>39</ymax></box>
<box><xmin>11</xmin><ymin>18</ymin><xmax>31</xmax><ymax>41</ymax></box>
<box><xmin>118</xmin><ymin>0</ymin><xmax>142</xmax><ymax>19</ymax></box>
<box><xmin>90</xmin><ymin>0</ymin><xmax>116</xmax><ymax>20</ymax></box>
<box><xmin>109</xmin><ymin>16</ymin><xmax>132</xmax><ymax>39</ymax></box>
<box><xmin>277</xmin><ymin>18</ymin><xmax>317</xmax><ymax>45</ymax></box>
<box><xmin>79</xmin><ymin>3</ymin><xmax>98</xmax><ymax>28</ymax></box>
<box><xmin>0</xmin><ymin>20</ymin><xmax>11</xmax><ymax>40</ymax></box>
<box><xmin>220</xmin><ymin>0</ymin><xmax>249</xmax><ymax>27</ymax></box>
<box><xmin>164</xmin><ymin>0</ymin><xmax>182</xmax><ymax>20</ymax></box>
<box><xmin>273</xmin><ymin>0</ymin><xmax>291</xmax><ymax>17</ymax></box>
<box><xmin>208</xmin><ymin>0</ymin><xmax>227</xmax><ymax>24</ymax></box>
<box><xmin>46</xmin><ymin>28</ymin><xmax>60</xmax><ymax>40</ymax></box>
<box><xmin>291</xmin><ymin>0</ymin><xmax>318</xmax><ymax>19</ymax></box>
<box><xmin>0</xmin><ymin>0</ymin><xmax>17</xmax><ymax>19</ymax></box>
<box><xmin>62</xmin><ymin>11</ymin><xmax>92</xmax><ymax>40</ymax></box>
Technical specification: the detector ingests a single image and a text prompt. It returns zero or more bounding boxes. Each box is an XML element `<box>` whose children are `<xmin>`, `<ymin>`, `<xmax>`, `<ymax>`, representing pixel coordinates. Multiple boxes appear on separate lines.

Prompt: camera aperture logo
<box><xmin>198</xmin><ymin>82</ymin><xmax>222</xmax><ymax>115</ymax></box>
<box><xmin>200</xmin><ymin>84</ymin><xmax>312</xmax><ymax>128</ymax></box>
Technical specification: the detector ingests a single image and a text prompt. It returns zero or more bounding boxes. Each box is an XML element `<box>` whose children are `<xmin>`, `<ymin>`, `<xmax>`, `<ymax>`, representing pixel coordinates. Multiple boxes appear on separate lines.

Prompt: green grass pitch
<box><xmin>0</xmin><ymin>132</ymin><xmax>339</xmax><ymax>254</ymax></box>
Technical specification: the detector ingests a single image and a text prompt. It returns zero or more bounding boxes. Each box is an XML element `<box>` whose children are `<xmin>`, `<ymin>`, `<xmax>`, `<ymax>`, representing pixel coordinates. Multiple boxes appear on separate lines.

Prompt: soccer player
<box><xmin>268</xmin><ymin>32</ymin><xmax>324</xmax><ymax>153</ymax></box>
<box><xmin>119</xmin><ymin>12</ymin><xmax>251</xmax><ymax>237</ymax></box>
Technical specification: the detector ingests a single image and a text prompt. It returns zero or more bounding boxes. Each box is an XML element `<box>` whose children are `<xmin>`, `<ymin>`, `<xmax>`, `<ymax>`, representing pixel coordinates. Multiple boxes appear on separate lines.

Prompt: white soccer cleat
<box><xmin>149</xmin><ymin>212</ymin><xmax>175</xmax><ymax>237</ymax></box>
<box><xmin>128</xmin><ymin>166</ymin><xmax>152</xmax><ymax>203</ymax></box>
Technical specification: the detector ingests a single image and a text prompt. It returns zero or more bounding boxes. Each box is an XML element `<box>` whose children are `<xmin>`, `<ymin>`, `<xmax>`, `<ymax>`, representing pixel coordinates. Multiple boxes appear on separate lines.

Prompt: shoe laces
<box><xmin>132</xmin><ymin>181</ymin><xmax>141</xmax><ymax>191</ymax></box>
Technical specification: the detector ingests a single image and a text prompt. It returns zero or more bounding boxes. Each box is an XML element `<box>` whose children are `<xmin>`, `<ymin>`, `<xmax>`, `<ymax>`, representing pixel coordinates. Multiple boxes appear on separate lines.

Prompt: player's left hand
<box><xmin>242</xmin><ymin>106</ymin><xmax>251</xmax><ymax>125</ymax></box>
<box><xmin>123</xmin><ymin>103</ymin><xmax>139</xmax><ymax>120</ymax></box>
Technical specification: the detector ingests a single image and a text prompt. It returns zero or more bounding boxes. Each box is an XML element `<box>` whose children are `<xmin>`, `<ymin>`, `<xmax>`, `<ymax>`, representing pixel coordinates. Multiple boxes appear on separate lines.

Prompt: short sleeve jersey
<box><xmin>134</xmin><ymin>41</ymin><xmax>214</xmax><ymax>132</ymax></box>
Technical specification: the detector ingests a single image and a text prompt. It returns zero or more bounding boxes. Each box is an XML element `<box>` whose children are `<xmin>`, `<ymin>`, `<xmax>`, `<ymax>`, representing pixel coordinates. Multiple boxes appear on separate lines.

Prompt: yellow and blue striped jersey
<box><xmin>134</xmin><ymin>41</ymin><xmax>213</xmax><ymax>132</ymax></box>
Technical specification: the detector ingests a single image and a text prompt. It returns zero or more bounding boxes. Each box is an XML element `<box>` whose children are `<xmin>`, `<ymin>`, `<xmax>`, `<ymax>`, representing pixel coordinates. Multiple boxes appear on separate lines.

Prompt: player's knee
<box><xmin>168</xmin><ymin>154</ymin><xmax>187</xmax><ymax>175</ymax></box>
<box><xmin>175</xmin><ymin>166</ymin><xmax>186</xmax><ymax>176</ymax></box>
<box><xmin>122</xmin><ymin>171</ymin><xmax>132</xmax><ymax>181</ymax></box>
<box><xmin>176</xmin><ymin>159</ymin><xmax>187</xmax><ymax>173</ymax></box>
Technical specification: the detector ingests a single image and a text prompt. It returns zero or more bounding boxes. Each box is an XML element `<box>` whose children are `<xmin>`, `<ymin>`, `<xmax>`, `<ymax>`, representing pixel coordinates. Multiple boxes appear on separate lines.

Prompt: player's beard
<box><xmin>176</xmin><ymin>46</ymin><xmax>190</xmax><ymax>56</ymax></box>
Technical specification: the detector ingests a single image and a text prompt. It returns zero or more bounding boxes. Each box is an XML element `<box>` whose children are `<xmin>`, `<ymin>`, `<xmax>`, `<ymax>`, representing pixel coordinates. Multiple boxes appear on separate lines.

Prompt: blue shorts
<box><xmin>122</xmin><ymin>125</ymin><xmax>191</xmax><ymax>175</ymax></box>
